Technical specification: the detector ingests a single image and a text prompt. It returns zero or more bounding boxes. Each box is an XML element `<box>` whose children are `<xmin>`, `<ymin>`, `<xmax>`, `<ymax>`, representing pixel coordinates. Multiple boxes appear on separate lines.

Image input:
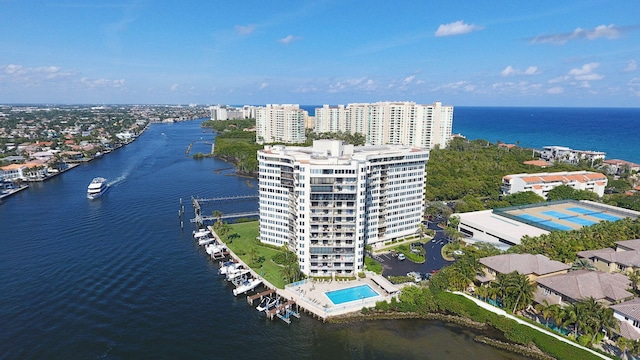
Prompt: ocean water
<box><xmin>0</xmin><ymin>120</ymin><xmax>527</xmax><ymax>359</ymax></box>
<box><xmin>453</xmin><ymin>107</ymin><xmax>640</xmax><ymax>164</ymax></box>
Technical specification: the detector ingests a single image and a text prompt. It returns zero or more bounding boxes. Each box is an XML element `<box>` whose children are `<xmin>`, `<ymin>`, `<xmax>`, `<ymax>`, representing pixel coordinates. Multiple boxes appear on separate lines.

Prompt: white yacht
<box><xmin>193</xmin><ymin>229</ymin><xmax>210</xmax><ymax>239</ymax></box>
<box><xmin>233</xmin><ymin>278</ymin><xmax>262</xmax><ymax>296</ymax></box>
<box><xmin>87</xmin><ymin>177</ymin><xmax>108</xmax><ymax>200</ymax></box>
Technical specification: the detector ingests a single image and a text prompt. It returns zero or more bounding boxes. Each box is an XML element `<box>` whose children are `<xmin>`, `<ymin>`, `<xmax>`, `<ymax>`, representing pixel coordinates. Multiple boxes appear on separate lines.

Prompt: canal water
<box><xmin>0</xmin><ymin>120</ymin><xmax>529</xmax><ymax>359</ymax></box>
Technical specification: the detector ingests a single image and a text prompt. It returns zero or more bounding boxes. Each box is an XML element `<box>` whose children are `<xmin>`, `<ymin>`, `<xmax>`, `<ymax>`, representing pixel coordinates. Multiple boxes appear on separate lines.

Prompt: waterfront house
<box><xmin>577</xmin><ymin>239</ymin><xmax>640</xmax><ymax>274</ymax></box>
<box><xmin>477</xmin><ymin>254</ymin><xmax>570</xmax><ymax>284</ymax></box>
<box><xmin>534</xmin><ymin>270</ymin><xmax>633</xmax><ymax>306</ymax></box>
<box><xmin>1</xmin><ymin>163</ymin><xmax>27</xmax><ymax>181</ymax></box>
<box><xmin>610</xmin><ymin>298</ymin><xmax>640</xmax><ymax>340</ymax></box>
<box><xmin>540</xmin><ymin>145</ymin><xmax>606</xmax><ymax>165</ymax></box>
<box><xmin>603</xmin><ymin>159</ymin><xmax>640</xmax><ymax>176</ymax></box>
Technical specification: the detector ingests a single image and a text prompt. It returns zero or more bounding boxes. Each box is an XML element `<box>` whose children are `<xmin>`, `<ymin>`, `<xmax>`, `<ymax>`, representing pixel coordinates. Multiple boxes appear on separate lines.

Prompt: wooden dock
<box><xmin>247</xmin><ymin>289</ymin><xmax>276</xmax><ymax>305</ymax></box>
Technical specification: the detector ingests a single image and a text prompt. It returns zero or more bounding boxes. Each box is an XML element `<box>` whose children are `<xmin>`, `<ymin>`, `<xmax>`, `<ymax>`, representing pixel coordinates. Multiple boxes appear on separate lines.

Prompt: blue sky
<box><xmin>1</xmin><ymin>0</ymin><xmax>639</xmax><ymax>106</ymax></box>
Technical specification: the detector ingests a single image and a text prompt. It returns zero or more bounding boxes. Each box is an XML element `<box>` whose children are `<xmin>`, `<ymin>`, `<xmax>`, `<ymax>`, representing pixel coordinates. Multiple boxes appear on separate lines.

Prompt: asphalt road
<box><xmin>373</xmin><ymin>219</ymin><xmax>454</xmax><ymax>277</ymax></box>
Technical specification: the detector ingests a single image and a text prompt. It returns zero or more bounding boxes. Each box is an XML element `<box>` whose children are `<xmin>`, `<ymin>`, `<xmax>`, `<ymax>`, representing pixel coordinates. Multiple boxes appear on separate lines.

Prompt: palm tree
<box><xmin>629</xmin><ymin>269</ymin><xmax>640</xmax><ymax>292</ymax></box>
<box><xmin>570</xmin><ymin>258</ymin><xmax>596</xmax><ymax>271</ymax></box>
<box><xmin>475</xmin><ymin>285</ymin><xmax>489</xmax><ymax>301</ymax></box>
<box><xmin>417</xmin><ymin>223</ymin><xmax>428</xmax><ymax>242</ymax></box>
<box><xmin>534</xmin><ymin>300</ymin><xmax>553</xmax><ymax>327</ymax></box>
<box><xmin>212</xmin><ymin>210</ymin><xmax>223</xmax><ymax>224</ymax></box>
<box><xmin>561</xmin><ymin>303</ymin><xmax>580</xmax><ymax>338</ymax></box>
<box><xmin>617</xmin><ymin>337</ymin><xmax>633</xmax><ymax>360</ymax></box>
<box><xmin>499</xmin><ymin>272</ymin><xmax>535</xmax><ymax>314</ymax></box>
<box><xmin>548</xmin><ymin>304</ymin><xmax>565</xmax><ymax>329</ymax></box>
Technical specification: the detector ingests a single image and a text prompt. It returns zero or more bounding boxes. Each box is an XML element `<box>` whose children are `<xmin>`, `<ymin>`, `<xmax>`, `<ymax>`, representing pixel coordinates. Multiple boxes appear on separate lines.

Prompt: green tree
<box><xmin>502</xmin><ymin>191</ymin><xmax>546</xmax><ymax>206</ymax></box>
<box><xmin>570</xmin><ymin>258</ymin><xmax>596</xmax><ymax>271</ymax></box>
<box><xmin>493</xmin><ymin>271</ymin><xmax>535</xmax><ymax>313</ymax></box>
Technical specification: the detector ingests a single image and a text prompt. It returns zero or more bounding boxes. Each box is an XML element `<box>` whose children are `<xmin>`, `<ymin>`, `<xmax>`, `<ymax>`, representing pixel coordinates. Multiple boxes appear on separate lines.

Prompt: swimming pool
<box><xmin>325</xmin><ymin>284</ymin><xmax>379</xmax><ymax>305</ymax></box>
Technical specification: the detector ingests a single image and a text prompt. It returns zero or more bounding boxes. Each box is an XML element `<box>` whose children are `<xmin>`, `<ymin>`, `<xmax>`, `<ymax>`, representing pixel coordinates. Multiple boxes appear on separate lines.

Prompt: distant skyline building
<box><xmin>257</xmin><ymin>140</ymin><xmax>428</xmax><ymax>277</ymax></box>
<box><xmin>209</xmin><ymin>105</ymin><xmax>245</xmax><ymax>121</ymax></box>
<box><xmin>314</xmin><ymin>101</ymin><xmax>453</xmax><ymax>149</ymax></box>
<box><xmin>255</xmin><ymin>104</ymin><xmax>308</xmax><ymax>144</ymax></box>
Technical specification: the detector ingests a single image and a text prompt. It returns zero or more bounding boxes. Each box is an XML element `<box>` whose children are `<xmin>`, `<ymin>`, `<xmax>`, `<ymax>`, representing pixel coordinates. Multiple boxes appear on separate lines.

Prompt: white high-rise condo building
<box><xmin>256</xmin><ymin>104</ymin><xmax>307</xmax><ymax>144</ymax></box>
<box><xmin>314</xmin><ymin>101</ymin><xmax>453</xmax><ymax>150</ymax></box>
<box><xmin>258</xmin><ymin>140</ymin><xmax>429</xmax><ymax>277</ymax></box>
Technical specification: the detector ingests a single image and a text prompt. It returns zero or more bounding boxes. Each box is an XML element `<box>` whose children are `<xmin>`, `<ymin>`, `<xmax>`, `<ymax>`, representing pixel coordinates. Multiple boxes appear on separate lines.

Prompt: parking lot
<box><xmin>372</xmin><ymin>220</ymin><xmax>454</xmax><ymax>277</ymax></box>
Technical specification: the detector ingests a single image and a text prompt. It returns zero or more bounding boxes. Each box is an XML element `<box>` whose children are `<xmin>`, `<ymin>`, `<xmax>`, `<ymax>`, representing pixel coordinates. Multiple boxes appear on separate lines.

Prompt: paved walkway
<box><xmin>452</xmin><ymin>291</ymin><xmax>612</xmax><ymax>360</ymax></box>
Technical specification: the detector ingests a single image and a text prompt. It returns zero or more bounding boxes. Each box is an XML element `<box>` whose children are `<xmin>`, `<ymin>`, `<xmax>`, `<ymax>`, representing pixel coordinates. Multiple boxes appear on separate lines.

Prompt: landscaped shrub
<box><xmin>375</xmin><ymin>300</ymin><xmax>390</xmax><ymax>311</ymax></box>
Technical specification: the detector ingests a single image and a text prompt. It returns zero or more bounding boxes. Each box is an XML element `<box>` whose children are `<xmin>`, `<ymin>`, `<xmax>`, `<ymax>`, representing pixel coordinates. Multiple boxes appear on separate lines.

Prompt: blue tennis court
<box><xmin>325</xmin><ymin>284</ymin><xmax>379</xmax><ymax>305</ymax></box>
<box><xmin>564</xmin><ymin>207</ymin><xmax>622</xmax><ymax>222</ymax></box>
<box><xmin>542</xmin><ymin>222</ymin><xmax>574</xmax><ymax>231</ymax></box>
<box><xmin>562</xmin><ymin>217</ymin><xmax>597</xmax><ymax>226</ymax></box>
<box><xmin>567</xmin><ymin>207</ymin><xmax>597</xmax><ymax>215</ymax></box>
<box><xmin>588</xmin><ymin>212</ymin><xmax>622</xmax><ymax>221</ymax></box>
<box><xmin>517</xmin><ymin>214</ymin><xmax>574</xmax><ymax>231</ymax></box>
<box><xmin>517</xmin><ymin>214</ymin><xmax>546</xmax><ymax>223</ymax></box>
<box><xmin>541</xmin><ymin>210</ymin><xmax>571</xmax><ymax>219</ymax></box>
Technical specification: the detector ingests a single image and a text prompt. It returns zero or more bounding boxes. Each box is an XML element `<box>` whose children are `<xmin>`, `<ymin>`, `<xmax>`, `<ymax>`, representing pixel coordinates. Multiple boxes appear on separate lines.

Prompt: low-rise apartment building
<box><xmin>501</xmin><ymin>171</ymin><xmax>608</xmax><ymax>199</ymax></box>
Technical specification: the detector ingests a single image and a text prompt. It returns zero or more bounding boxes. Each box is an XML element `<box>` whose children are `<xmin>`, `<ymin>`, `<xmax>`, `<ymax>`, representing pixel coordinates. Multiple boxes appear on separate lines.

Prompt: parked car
<box><xmin>397</xmin><ymin>253</ymin><xmax>406</xmax><ymax>261</ymax></box>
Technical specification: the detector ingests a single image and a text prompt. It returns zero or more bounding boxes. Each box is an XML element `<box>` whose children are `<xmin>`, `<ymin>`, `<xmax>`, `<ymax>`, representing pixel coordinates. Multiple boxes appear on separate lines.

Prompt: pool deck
<box><xmin>281</xmin><ymin>276</ymin><xmax>399</xmax><ymax>320</ymax></box>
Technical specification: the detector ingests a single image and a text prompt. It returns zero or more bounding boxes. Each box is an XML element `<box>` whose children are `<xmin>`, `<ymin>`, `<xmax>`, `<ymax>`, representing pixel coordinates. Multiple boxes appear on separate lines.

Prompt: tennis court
<box><xmin>497</xmin><ymin>200</ymin><xmax>636</xmax><ymax>232</ymax></box>
<box><xmin>566</xmin><ymin>206</ymin><xmax>622</xmax><ymax>222</ymax></box>
<box><xmin>540</xmin><ymin>210</ymin><xmax>597</xmax><ymax>226</ymax></box>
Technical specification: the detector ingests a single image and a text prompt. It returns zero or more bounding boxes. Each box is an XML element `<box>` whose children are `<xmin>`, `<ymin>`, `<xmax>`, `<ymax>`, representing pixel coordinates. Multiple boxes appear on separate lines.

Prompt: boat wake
<box><xmin>107</xmin><ymin>175</ymin><xmax>126</xmax><ymax>187</ymax></box>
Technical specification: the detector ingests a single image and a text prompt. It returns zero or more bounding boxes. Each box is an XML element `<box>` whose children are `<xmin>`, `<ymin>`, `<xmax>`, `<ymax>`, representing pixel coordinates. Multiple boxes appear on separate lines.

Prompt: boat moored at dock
<box><xmin>233</xmin><ymin>278</ymin><xmax>262</xmax><ymax>296</ymax></box>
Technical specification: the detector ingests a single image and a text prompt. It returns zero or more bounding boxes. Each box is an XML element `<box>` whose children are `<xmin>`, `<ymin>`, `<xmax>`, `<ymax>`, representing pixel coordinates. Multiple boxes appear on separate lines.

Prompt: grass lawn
<box><xmin>225</xmin><ymin>221</ymin><xmax>287</xmax><ymax>289</ymax></box>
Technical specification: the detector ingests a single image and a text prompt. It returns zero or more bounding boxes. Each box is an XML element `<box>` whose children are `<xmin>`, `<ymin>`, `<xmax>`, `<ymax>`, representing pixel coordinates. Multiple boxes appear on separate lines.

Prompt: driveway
<box><xmin>376</xmin><ymin>221</ymin><xmax>454</xmax><ymax>277</ymax></box>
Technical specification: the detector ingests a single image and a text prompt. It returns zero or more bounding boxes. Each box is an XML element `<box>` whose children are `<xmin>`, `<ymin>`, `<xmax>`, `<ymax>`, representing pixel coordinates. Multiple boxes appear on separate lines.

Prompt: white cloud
<box><xmin>587</xmin><ymin>24</ymin><xmax>620</xmax><ymax>40</ymax></box>
<box><xmin>1</xmin><ymin>63</ymin><xmax>78</xmax><ymax>87</ymax></box>
<box><xmin>170</xmin><ymin>83</ymin><xmax>179</xmax><ymax>91</ymax></box>
<box><xmin>259</xmin><ymin>82</ymin><xmax>268</xmax><ymax>90</ymax></box>
<box><xmin>432</xmin><ymin>81</ymin><xmax>476</xmax><ymax>92</ymax></box>
<box><xmin>548</xmin><ymin>76</ymin><xmax>568</xmax><ymax>84</ymax></box>
<box><xmin>524</xmin><ymin>66</ymin><xmax>540</xmax><ymax>75</ymax></box>
<box><xmin>547</xmin><ymin>86</ymin><xmax>564</xmax><ymax>94</ymax></box>
<box><xmin>501</xmin><ymin>66</ymin><xmax>516</xmax><ymax>77</ymax></box>
<box><xmin>4</xmin><ymin>64</ymin><xmax>26</xmax><ymax>75</ymax></box>
<box><xmin>80</xmin><ymin>77</ymin><xmax>125</xmax><ymax>89</ymax></box>
<box><xmin>624</xmin><ymin>60</ymin><xmax>638</xmax><ymax>72</ymax></box>
<box><xmin>568</xmin><ymin>62</ymin><xmax>599</xmax><ymax>76</ymax></box>
<box><xmin>435</xmin><ymin>20</ymin><xmax>483</xmax><ymax>37</ymax></box>
<box><xmin>235</xmin><ymin>24</ymin><xmax>257</xmax><ymax>35</ymax></box>
<box><xmin>629</xmin><ymin>77</ymin><xmax>640</xmax><ymax>96</ymax></box>
<box><xmin>278</xmin><ymin>34</ymin><xmax>301</xmax><ymax>44</ymax></box>
<box><xmin>501</xmin><ymin>65</ymin><xmax>540</xmax><ymax>77</ymax></box>
<box><xmin>402</xmin><ymin>75</ymin><xmax>415</xmax><ymax>84</ymax></box>
<box><xmin>530</xmin><ymin>24</ymin><xmax>622</xmax><ymax>44</ymax></box>
<box><xmin>327</xmin><ymin>77</ymin><xmax>376</xmax><ymax>93</ymax></box>
<box><xmin>568</xmin><ymin>62</ymin><xmax>603</xmax><ymax>80</ymax></box>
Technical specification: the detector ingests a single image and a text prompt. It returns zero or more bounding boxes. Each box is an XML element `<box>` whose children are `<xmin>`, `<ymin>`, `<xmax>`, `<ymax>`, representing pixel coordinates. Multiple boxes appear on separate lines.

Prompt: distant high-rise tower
<box><xmin>314</xmin><ymin>101</ymin><xmax>453</xmax><ymax>149</ymax></box>
<box><xmin>255</xmin><ymin>104</ymin><xmax>307</xmax><ymax>144</ymax></box>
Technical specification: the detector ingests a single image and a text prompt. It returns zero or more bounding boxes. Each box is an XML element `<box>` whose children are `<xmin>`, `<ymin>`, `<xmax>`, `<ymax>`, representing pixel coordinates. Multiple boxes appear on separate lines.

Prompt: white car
<box><xmin>397</xmin><ymin>253</ymin><xmax>406</xmax><ymax>261</ymax></box>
